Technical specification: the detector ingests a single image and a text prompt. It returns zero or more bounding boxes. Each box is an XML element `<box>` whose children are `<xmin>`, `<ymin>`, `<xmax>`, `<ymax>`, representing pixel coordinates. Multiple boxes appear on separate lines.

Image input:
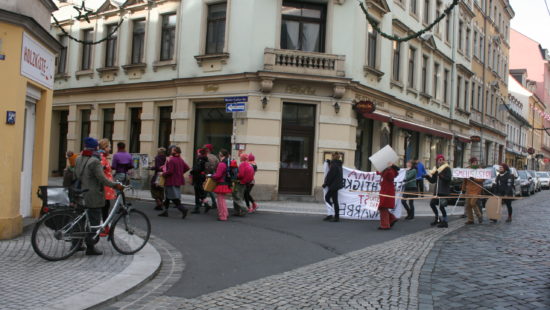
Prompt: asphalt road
<box><xmin>130</xmin><ymin>199</ymin><xmax>451</xmax><ymax>299</ymax></box>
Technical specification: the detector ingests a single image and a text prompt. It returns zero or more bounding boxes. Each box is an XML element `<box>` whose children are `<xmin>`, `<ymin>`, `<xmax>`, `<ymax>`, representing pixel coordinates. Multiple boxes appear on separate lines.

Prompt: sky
<box><xmin>510</xmin><ymin>0</ymin><xmax>550</xmax><ymax>50</ymax></box>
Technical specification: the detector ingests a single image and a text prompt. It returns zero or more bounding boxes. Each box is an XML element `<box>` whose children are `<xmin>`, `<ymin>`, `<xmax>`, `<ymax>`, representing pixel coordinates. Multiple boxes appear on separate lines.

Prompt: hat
<box><xmin>239</xmin><ymin>153</ymin><xmax>249</xmax><ymax>161</ymax></box>
<box><xmin>84</xmin><ymin>137</ymin><xmax>99</xmax><ymax>149</ymax></box>
<box><xmin>436</xmin><ymin>154</ymin><xmax>445</xmax><ymax>161</ymax></box>
<box><xmin>469</xmin><ymin>157</ymin><xmax>478</xmax><ymax>163</ymax></box>
<box><xmin>230</xmin><ymin>159</ymin><xmax>238</xmax><ymax>168</ymax></box>
<box><xmin>248</xmin><ymin>153</ymin><xmax>255</xmax><ymax>162</ymax></box>
<box><xmin>204</xmin><ymin>144</ymin><xmax>214</xmax><ymax>152</ymax></box>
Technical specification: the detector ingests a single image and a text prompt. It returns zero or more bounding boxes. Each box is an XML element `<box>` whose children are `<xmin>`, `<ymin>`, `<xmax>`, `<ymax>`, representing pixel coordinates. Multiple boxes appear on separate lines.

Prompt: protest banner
<box><xmin>324</xmin><ymin>163</ymin><xmax>405</xmax><ymax>220</ymax></box>
<box><xmin>452</xmin><ymin>168</ymin><xmax>492</xmax><ymax>180</ymax></box>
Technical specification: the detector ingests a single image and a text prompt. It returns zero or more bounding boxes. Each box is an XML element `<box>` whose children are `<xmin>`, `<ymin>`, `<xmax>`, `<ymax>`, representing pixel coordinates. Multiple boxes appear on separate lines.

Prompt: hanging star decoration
<box><xmin>73</xmin><ymin>1</ymin><xmax>94</xmax><ymax>23</ymax></box>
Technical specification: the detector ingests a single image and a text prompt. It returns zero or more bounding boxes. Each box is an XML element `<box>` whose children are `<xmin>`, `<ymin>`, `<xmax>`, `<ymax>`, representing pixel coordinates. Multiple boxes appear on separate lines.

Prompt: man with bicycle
<box><xmin>76</xmin><ymin>137</ymin><xmax>124</xmax><ymax>255</ymax></box>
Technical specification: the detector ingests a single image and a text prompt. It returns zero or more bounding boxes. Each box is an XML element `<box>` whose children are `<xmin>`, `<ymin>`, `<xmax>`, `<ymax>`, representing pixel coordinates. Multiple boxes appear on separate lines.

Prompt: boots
<box><xmin>154</xmin><ymin>199</ymin><xmax>163</xmax><ymax>211</ymax></box>
<box><xmin>191</xmin><ymin>206</ymin><xmax>201</xmax><ymax>214</ymax></box>
<box><xmin>437</xmin><ymin>221</ymin><xmax>449</xmax><ymax>228</ymax></box>
<box><xmin>430</xmin><ymin>216</ymin><xmax>440</xmax><ymax>226</ymax></box>
<box><xmin>85</xmin><ymin>245</ymin><xmax>103</xmax><ymax>256</ymax></box>
<box><xmin>177</xmin><ymin>205</ymin><xmax>188</xmax><ymax>219</ymax></box>
<box><xmin>506</xmin><ymin>215</ymin><xmax>512</xmax><ymax>223</ymax></box>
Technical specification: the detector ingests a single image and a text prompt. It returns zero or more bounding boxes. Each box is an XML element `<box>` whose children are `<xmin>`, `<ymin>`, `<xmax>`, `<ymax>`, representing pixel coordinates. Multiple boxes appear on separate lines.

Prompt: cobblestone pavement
<box><xmin>419</xmin><ymin>192</ymin><xmax>550</xmax><ymax>310</ymax></box>
<box><xmin>0</xmin><ymin>230</ymin><xmax>132</xmax><ymax>310</ymax></box>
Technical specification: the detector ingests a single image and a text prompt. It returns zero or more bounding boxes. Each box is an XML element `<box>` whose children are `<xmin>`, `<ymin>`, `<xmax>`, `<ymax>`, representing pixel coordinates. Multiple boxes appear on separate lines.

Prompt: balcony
<box><xmin>263</xmin><ymin>48</ymin><xmax>345</xmax><ymax>78</ymax></box>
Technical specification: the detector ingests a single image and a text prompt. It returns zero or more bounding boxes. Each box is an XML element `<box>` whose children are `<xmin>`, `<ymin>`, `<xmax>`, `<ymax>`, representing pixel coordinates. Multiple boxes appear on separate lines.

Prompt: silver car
<box><xmin>527</xmin><ymin>170</ymin><xmax>542</xmax><ymax>192</ymax></box>
<box><xmin>536</xmin><ymin>171</ymin><xmax>550</xmax><ymax>189</ymax></box>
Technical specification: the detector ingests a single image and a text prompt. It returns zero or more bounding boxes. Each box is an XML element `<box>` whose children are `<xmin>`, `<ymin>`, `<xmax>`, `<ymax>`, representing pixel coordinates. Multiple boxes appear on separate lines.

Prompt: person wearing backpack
<box><xmin>75</xmin><ymin>137</ymin><xmax>123</xmax><ymax>256</ymax></box>
<box><xmin>211</xmin><ymin>149</ymin><xmax>232</xmax><ymax>221</ymax></box>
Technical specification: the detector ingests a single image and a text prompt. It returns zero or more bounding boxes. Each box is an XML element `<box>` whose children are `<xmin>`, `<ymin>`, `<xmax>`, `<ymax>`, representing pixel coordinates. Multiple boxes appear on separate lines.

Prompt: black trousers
<box><xmin>503</xmin><ymin>199</ymin><xmax>513</xmax><ymax>216</ymax></box>
<box><xmin>416</xmin><ymin>180</ymin><xmax>424</xmax><ymax>196</ymax></box>
<box><xmin>101</xmin><ymin>200</ymin><xmax>110</xmax><ymax>222</ymax></box>
<box><xmin>401</xmin><ymin>193</ymin><xmax>415</xmax><ymax>217</ymax></box>
<box><xmin>164</xmin><ymin>198</ymin><xmax>182</xmax><ymax>209</ymax></box>
<box><xmin>244</xmin><ymin>184</ymin><xmax>255</xmax><ymax>207</ymax></box>
<box><xmin>194</xmin><ymin>183</ymin><xmax>206</xmax><ymax>207</ymax></box>
<box><xmin>429</xmin><ymin>198</ymin><xmax>448</xmax><ymax>221</ymax></box>
<box><xmin>86</xmin><ymin>208</ymin><xmax>102</xmax><ymax>247</ymax></box>
<box><xmin>325</xmin><ymin>189</ymin><xmax>340</xmax><ymax>219</ymax></box>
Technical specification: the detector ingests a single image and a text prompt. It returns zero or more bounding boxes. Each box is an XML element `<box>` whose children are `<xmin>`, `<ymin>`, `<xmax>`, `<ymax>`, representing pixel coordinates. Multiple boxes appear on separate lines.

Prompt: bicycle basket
<box><xmin>37</xmin><ymin>186</ymin><xmax>70</xmax><ymax>209</ymax></box>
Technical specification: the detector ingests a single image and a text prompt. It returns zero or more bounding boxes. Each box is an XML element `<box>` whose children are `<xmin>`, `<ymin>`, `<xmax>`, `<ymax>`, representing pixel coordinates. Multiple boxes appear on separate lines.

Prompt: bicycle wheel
<box><xmin>31</xmin><ymin>211</ymin><xmax>84</xmax><ymax>261</ymax></box>
<box><xmin>110</xmin><ymin>209</ymin><xmax>151</xmax><ymax>255</ymax></box>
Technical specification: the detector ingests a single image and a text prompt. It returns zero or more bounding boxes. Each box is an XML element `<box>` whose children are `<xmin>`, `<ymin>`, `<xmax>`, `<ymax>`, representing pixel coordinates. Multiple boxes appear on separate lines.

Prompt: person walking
<box><xmin>98</xmin><ymin>139</ymin><xmax>116</xmax><ymax>237</ymax></box>
<box><xmin>425</xmin><ymin>154</ymin><xmax>452</xmax><ymax>228</ymax></box>
<box><xmin>402</xmin><ymin>160</ymin><xmax>418</xmax><ymax>220</ymax></box>
<box><xmin>462</xmin><ymin>157</ymin><xmax>484</xmax><ymax>224</ymax></box>
<box><xmin>245</xmin><ymin>153</ymin><xmax>258</xmax><ymax>213</ymax></box>
<box><xmin>495</xmin><ymin>163</ymin><xmax>515</xmax><ymax>223</ymax></box>
<box><xmin>211</xmin><ymin>149</ymin><xmax>232</xmax><ymax>221</ymax></box>
<box><xmin>415</xmin><ymin>159</ymin><xmax>427</xmax><ymax>197</ymax></box>
<box><xmin>322</xmin><ymin>153</ymin><xmax>344</xmax><ymax>222</ymax></box>
<box><xmin>111</xmin><ymin>142</ymin><xmax>134</xmax><ymax>185</ymax></box>
<box><xmin>203</xmin><ymin>144</ymin><xmax>219</xmax><ymax>209</ymax></box>
<box><xmin>377</xmin><ymin>162</ymin><xmax>400</xmax><ymax>230</ymax></box>
<box><xmin>75</xmin><ymin>137</ymin><xmax>123</xmax><ymax>255</ymax></box>
<box><xmin>234</xmin><ymin>153</ymin><xmax>254</xmax><ymax>216</ymax></box>
<box><xmin>150</xmin><ymin>148</ymin><xmax>167</xmax><ymax>211</ymax></box>
<box><xmin>158</xmin><ymin>147</ymin><xmax>190</xmax><ymax>219</ymax></box>
<box><xmin>190</xmin><ymin>148</ymin><xmax>209</xmax><ymax>214</ymax></box>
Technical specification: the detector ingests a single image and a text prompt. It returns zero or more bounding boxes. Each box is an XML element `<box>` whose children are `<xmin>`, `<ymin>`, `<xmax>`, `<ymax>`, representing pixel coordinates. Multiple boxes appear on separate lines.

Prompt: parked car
<box><xmin>518</xmin><ymin>170</ymin><xmax>535</xmax><ymax>196</ymax></box>
<box><xmin>536</xmin><ymin>171</ymin><xmax>550</xmax><ymax>189</ymax></box>
<box><xmin>527</xmin><ymin>170</ymin><xmax>542</xmax><ymax>192</ymax></box>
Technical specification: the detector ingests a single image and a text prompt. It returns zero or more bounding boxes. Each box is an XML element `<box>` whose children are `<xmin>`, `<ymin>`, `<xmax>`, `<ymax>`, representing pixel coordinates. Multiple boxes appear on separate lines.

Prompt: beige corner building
<box><xmin>51</xmin><ymin>0</ymin><xmax>483</xmax><ymax>200</ymax></box>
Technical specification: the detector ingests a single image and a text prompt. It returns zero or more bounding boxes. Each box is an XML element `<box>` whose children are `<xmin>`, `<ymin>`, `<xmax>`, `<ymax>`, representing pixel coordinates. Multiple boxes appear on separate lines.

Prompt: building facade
<box><xmin>505</xmin><ymin>76</ymin><xmax>530</xmax><ymax>169</ymax></box>
<box><xmin>0</xmin><ymin>0</ymin><xmax>61</xmax><ymax>239</ymax></box>
<box><xmin>51</xmin><ymin>0</ymin><xmax>480</xmax><ymax>200</ymax></box>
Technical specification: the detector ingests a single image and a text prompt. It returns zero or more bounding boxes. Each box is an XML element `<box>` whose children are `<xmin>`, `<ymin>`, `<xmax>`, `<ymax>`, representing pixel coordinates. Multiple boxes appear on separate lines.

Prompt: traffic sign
<box><xmin>226</xmin><ymin>103</ymin><xmax>246</xmax><ymax>113</ymax></box>
<box><xmin>224</xmin><ymin>96</ymin><xmax>248</xmax><ymax>103</ymax></box>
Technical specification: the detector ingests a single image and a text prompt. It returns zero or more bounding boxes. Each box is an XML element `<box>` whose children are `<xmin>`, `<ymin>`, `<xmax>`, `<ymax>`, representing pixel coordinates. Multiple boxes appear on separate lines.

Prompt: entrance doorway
<box><xmin>194</xmin><ymin>106</ymin><xmax>232</xmax><ymax>155</ymax></box>
<box><xmin>57</xmin><ymin>110</ymin><xmax>68</xmax><ymax>173</ymax></box>
<box><xmin>279</xmin><ymin>103</ymin><xmax>316</xmax><ymax>195</ymax></box>
<box><xmin>20</xmin><ymin>88</ymin><xmax>38</xmax><ymax>218</ymax></box>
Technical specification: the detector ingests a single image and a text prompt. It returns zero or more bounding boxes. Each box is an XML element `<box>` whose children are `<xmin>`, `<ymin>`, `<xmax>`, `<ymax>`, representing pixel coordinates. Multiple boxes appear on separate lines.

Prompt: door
<box><xmin>194</xmin><ymin>106</ymin><xmax>233</xmax><ymax>155</ymax></box>
<box><xmin>279</xmin><ymin>103</ymin><xmax>316</xmax><ymax>195</ymax></box>
<box><xmin>20</xmin><ymin>100</ymin><xmax>36</xmax><ymax>218</ymax></box>
<box><xmin>57</xmin><ymin>110</ymin><xmax>68</xmax><ymax>172</ymax></box>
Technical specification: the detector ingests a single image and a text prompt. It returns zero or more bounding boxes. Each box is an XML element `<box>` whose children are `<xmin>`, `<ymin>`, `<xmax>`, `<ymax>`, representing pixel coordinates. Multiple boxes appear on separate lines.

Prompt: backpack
<box><xmin>225</xmin><ymin>159</ymin><xmax>239</xmax><ymax>185</ymax></box>
<box><xmin>69</xmin><ymin>157</ymin><xmax>91</xmax><ymax>203</ymax></box>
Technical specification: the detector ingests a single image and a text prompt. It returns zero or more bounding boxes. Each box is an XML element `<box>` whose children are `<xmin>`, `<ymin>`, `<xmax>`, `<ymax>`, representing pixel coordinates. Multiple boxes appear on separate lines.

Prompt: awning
<box><xmin>392</xmin><ymin>118</ymin><xmax>453</xmax><ymax>140</ymax></box>
<box><xmin>455</xmin><ymin>134</ymin><xmax>471</xmax><ymax>143</ymax></box>
<box><xmin>358</xmin><ymin>111</ymin><xmax>392</xmax><ymax>123</ymax></box>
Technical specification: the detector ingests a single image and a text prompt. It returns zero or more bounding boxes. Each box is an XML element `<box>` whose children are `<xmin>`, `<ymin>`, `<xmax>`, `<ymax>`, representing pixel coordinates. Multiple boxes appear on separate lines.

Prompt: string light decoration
<box><xmin>357</xmin><ymin>0</ymin><xmax>461</xmax><ymax>42</ymax></box>
<box><xmin>51</xmin><ymin>0</ymin><xmax>126</xmax><ymax>45</ymax></box>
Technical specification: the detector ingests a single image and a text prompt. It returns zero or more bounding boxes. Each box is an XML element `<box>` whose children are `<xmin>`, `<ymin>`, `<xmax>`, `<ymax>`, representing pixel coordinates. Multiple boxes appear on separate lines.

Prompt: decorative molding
<box><xmin>204</xmin><ymin>84</ymin><xmax>219</xmax><ymax>92</ymax></box>
<box><xmin>260</xmin><ymin>78</ymin><xmax>275</xmax><ymax>93</ymax></box>
<box><xmin>152</xmin><ymin>60</ymin><xmax>177</xmax><ymax>72</ymax></box>
<box><xmin>194</xmin><ymin>53</ymin><xmax>230</xmax><ymax>66</ymax></box>
<box><xmin>333</xmin><ymin>84</ymin><xmax>346</xmax><ymax>99</ymax></box>
<box><xmin>363</xmin><ymin>65</ymin><xmax>384</xmax><ymax>81</ymax></box>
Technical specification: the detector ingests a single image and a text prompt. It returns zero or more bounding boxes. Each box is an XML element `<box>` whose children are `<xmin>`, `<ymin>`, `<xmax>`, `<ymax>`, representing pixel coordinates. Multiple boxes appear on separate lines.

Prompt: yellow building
<box><xmin>0</xmin><ymin>1</ymin><xmax>61</xmax><ymax>239</ymax></box>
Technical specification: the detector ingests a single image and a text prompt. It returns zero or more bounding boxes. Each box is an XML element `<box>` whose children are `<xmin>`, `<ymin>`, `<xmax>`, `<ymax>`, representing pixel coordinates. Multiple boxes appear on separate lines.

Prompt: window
<box><xmin>80</xmin><ymin>110</ymin><xmax>91</xmax><ymax>150</ymax></box>
<box><xmin>129</xmin><ymin>108</ymin><xmax>142</xmax><ymax>153</ymax></box>
<box><xmin>392</xmin><ymin>41</ymin><xmax>401</xmax><ymax>81</ymax></box>
<box><xmin>487</xmin><ymin>42</ymin><xmax>492</xmax><ymax>68</ymax></box>
<box><xmin>435</xmin><ymin>1</ymin><xmax>442</xmax><ymax>33</ymax></box>
<box><xmin>473</xmin><ymin>31</ymin><xmax>478</xmax><ymax>58</ymax></box>
<box><xmin>281</xmin><ymin>1</ymin><xmax>326</xmax><ymax>53</ymax></box>
<box><xmin>104</xmin><ymin>24</ymin><xmax>117</xmax><ymax>67</ymax></box>
<box><xmin>57</xmin><ymin>35</ymin><xmax>68</xmax><ymax>74</ymax></box>
<box><xmin>131</xmin><ymin>19</ymin><xmax>146</xmax><ymax>64</ymax></box>
<box><xmin>158</xmin><ymin>106</ymin><xmax>173</xmax><ymax>149</ymax></box>
<box><xmin>471</xmin><ymin>82</ymin><xmax>476</xmax><ymax>110</ymax></box>
<box><xmin>457</xmin><ymin>76</ymin><xmax>462</xmax><ymax>109</ymax></box>
<box><xmin>81</xmin><ymin>29</ymin><xmax>93</xmax><ymax>70</ymax></box>
<box><xmin>408</xmin><ymin>47</ymin><xmax>416</xmax><ymax>88</ymax></box>
<box><xmin>421</xmin><ymin>55</ymin><xmax>428</xmax><ymax>93</ymax></box>
<box><xmin>479</xmin><ymin>36</ymin><xmax>484</xmax><ymax>62</ymax></box>
<box><xmin>458</xmin><ymin>21</ymin><xmax>463</xmax><ymax>51</ymax></box>
<box><xmin>410</xmin><ymin>0</ymin><xmax>418</xmax><ymax>15</ymax></box>
<box><xmin>464</xmin><ymin>81</ymin><xmax>469</xmax><ymax>110</ymax></box>
<box><xmin>477</xmin><ymin>85</ymin><xmax>482</xmax><ymax>110</ymax></box>
<box><xmin>465</xmin><ymin>28</ymin><xmax>471</xmax><ymax>57</ymax></box>
<box><xmin>367</xmin><ymin>23</ymin><xmax>378</xmax><ymax>68</ymax></box>
<box><xmin>206</xmin><ymin>2</ymin><xmax>227</xmax><ymax>54</ymax></box>
<box><xmin>160</xmin><ymin>14</ymin><xmax>177</xmax><ymax>61</ymax></box>
<box><xmin>445</xmin><ymin>14</ymin><xmax>451</xmax><ymax>42</ymax></box>
<box><xmin>433</xmin><ymin>62</ymin><xmax>439</xmax><ymax>99</ymax></box>
<box><xmin>423</xmin><ymin>0</ymin><xmax>430</xmax><ymax>24</ymax></box>
<box><xmin>443</xmin><ymin>69</ymin><xmax>449</xmax><ymax>103</ymax></box>
<box><xmin>102</xmin><ymin>108</ymin><xmax>115</xmax><ymax>143</ymax></box>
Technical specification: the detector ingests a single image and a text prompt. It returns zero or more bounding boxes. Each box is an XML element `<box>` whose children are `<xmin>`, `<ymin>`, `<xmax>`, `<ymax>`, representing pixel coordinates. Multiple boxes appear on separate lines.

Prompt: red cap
<box><xmin>436</xmin><ymin>154</ymin><xmax>445</xmax><ymax>161</ymax></box>
<box><xmin>204</xmin><ymin>144</ymin><xmax>214</xmax><ymax>152</ymax></box>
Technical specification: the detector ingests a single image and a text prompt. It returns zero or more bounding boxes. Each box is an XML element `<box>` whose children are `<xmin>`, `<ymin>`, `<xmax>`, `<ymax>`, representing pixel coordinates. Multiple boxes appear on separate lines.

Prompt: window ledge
<box><xmin>194</xmin><ymin>53</ymin><xmax>230</xmax><ymax>66</ymax></box>
<box><xmin>153</xmin><ymin>60</ymin><xmax>177</xmax><ymax>72</ymax></box>
<box><xmin>390</xmin><ymin>79</ymin><xmax>404</xmax><ymax>89</ymax></box>
<box><xmin>419</xmin><ymin>92</ymin><xmax>432</xmax><ymax>100</ymax></box>
<box><xmin>456</xmin><ymin>108</ymin><xmax>471</xmax><ymax>116</ymax></box>
<box><xmin>363</xmin><ymin>65</ymin><xmax>384</xmax><ymax>81</ymax></box>
<box><xmin>122</xmin><ymin>63</ymin><xmax>147</xmax><ymax>73</ymax></box>
<box><xmin>75</xmin><ymin>69</ymin><xmax>93</xmax><ymax>80</ymax></box>
<box><xmin>55</xmin><ymin>73</ymin><xmax>70</xmax><ymax>81</ymax></box>
<box><xmin>96</xmin><ymin>66</ymin><xmax>119</xmax><ymax>76</ymax></box>
<box><xmin>406</xmin><ymin>87</ymin><xmax>418</xmax><ymax>97</ymax></box>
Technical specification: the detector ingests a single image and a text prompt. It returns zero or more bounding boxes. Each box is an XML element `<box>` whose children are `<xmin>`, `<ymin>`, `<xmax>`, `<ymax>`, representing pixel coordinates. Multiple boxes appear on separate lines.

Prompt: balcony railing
<box><xmin>263</xmin><ymin>48</ymin><xmax>345</xmax><ymax>77</ymax></box>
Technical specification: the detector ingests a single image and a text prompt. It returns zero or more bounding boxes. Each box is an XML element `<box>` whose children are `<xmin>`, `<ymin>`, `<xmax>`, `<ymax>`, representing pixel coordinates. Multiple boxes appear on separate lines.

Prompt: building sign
<box><xmin>20</xmin><ymin>32</ymin><xmax>54</xmax><ymax>89</ymax></box>
<box><xmin>6</xmin><ymin>111</ymin><xmax>16</xmax><ymax>125</ymax></box>
<box><xmin>354</xmin><ymin>100</ymin><xmax>376</xmax><ymax>114</ymax></box>
<box><xmin>225</xmin><ymin>96</ymin><xmax>248</xmax><ymax>112</ymax></box>
<box><xmin>470</xmin><ymin>136</ymin><xmax>481</xmax><ymax>142</ymax></box>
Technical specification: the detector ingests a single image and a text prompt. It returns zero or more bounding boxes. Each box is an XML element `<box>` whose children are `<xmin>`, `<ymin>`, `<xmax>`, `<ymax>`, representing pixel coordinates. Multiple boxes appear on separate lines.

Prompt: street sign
<box><xmin>226</xmin><ymin>103</ymin><xmax>246</xmax><ymax>112</ymax></box>
<box><xmin>224</xmin><ymin>96</ymin><xmax>248</xmax><ymax>103</ymax></box>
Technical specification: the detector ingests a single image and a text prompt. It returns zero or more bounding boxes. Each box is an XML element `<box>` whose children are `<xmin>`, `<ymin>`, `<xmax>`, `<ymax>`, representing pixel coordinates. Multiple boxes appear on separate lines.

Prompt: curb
<box><xmin>45</xmin><ymin>240</ymin><xmax>162</xmax><ymax>310</ymax></box>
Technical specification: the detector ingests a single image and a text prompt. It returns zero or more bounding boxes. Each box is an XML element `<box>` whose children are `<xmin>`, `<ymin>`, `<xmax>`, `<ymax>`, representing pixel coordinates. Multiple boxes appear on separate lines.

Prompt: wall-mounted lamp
<box><xmin>333</xmin><ymin>102</ymin><xmax>341</xmax><ymax>114</ymax></box>
<box><xmin>261</xmin><ymin>96</ymin><xmax>268</xmax><ymax>109</ymax></box>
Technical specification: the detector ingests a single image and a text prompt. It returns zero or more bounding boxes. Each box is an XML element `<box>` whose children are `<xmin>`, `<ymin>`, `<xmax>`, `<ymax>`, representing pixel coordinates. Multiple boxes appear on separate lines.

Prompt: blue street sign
<box><xmin>224</xmin><ymin>96</ymin><xmax>248</xmax><ymax>103</ymax></box>
<box><xmin>6</xmin><ymin>111</ymin><xmax>16</xmax><ymax>125</ymax></box>
<box><xmin>226</xmin><ymin>103</ymin><xmax>246</xmax><ymax>113</ymax></box>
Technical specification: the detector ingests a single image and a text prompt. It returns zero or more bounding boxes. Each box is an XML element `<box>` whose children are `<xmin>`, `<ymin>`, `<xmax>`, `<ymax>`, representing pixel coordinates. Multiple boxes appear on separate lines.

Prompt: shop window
<box><xmin>104</xmin><ymin>24</ymin><xmax>118</xmax><ymax>67</ymax></box>
<box><xmin>454</xmin><ymin>141</ymin><xmax>465</xmax><ymax>167</ymax></box>
<box><xmin>355</xmin><ymin>118</ymin><xmax>374</xmax><ymax>171</ymax></box>
<box><xmin>194</xmin><ymin>107</ymin><xmax>232</xmax><ymax>155</ymax></box>
<box><xmin>158</xmin><ymin>106</ymin><xmax>173</xmax><ymax>149</ymax></box>
<box><xmin>206</xmin><ymin>2</ymin><xmax>227</xmax><ymax>54</ymax></box>
<box><xmin>405</xmin><ymin>131</ymin><xmax>420</xmax><ymax>164</ymax></box>
<box><xmin>80</xmin><ymin>109</ymin><xmax>91</xmax><ymax>150</ymax></box>
<box><xmin>102</xmin><ymin>108</ymin><xmax>115</xmax><ymax>143</ymax></box>
<box><xmin>281</xmin><ymin>1</ymin><xmax>326</xmax><ymax>53</ymax></box>
<box><xmin>131</xmin><ymin>19</ymin><xmax>146</xmax><ymax>64</ymax></box>
<box><xmin>160</xmin><ymin>13</ymin><xmax>177</xmax><ymax>61</ymax></box>
<box><xmin>129</xmin><ymin>108</ymin><xmax>142</xmax><ymax>153</ymax></box>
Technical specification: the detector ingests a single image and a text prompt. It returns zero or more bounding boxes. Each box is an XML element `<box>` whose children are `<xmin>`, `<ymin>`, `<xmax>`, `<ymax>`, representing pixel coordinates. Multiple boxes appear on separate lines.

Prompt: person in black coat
<box><xmin>424</xmin><ymin>154</ymin><xmax>452</xmax><ymax>228</ymax></box>
<box><xmin>322</xmin><ymin>152</ymin><xmax>344</xmax><ymax>222</ymax></box>
<box><xmin>495</xmin><ymin>163</ymin><xmax>515</xmax><ymax>223</ymax></box>
<box><xmin>190</xmin><ymin>148</ymin><xmax>209</xmax><ymax>214</ymax></box>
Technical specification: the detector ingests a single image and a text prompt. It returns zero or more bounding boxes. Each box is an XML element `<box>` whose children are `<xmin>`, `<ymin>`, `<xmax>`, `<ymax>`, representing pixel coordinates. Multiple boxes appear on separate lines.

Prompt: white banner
<box><xmin>452</xmin><ymin>168</ymin><xmax>492</xmax><ymax>180</ymax></box>
<box><xmin>20</xmin><ymin>32</ymin><xmax>55</xmax><ymax>89</ymax></box>
<box><xmin>324</xmin><ymin>164</ymin><xmax>405</xmax><ymax>220</ymax></box>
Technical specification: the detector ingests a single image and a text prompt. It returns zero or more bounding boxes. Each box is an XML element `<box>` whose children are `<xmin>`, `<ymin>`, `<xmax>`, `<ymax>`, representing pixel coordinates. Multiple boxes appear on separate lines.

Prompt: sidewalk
<box><xmin>49</xmin><ymin>177</ymin><xmax>465</xmax><ymax>217</ymax></box>
<box><xmin>0</xmin><ymin>217</ymin><xmax>161</xmax><ymax>310</ymax></box>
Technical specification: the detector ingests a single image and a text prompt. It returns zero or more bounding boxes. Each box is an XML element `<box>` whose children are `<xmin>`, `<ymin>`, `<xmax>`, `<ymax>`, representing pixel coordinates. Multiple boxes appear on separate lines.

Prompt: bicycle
<box><xmin>31</xmin><ymin>185</ymin><xmax>151</xmax><ymax>261</ymax></box>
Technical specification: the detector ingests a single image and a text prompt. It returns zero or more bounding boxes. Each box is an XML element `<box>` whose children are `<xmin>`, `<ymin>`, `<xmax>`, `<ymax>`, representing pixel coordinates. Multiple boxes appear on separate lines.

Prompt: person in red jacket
<box><xmin>211</xmin><ymin>149</ymin><xmax>232</xmax><ymax>221</ymax></box>
<box><xmin>158</xmin><ymin>146</ymin><xmax>190</xmax><ymax>219</ymax></box>
<box><xmin>378</xmin><ymin>162</ymin><xmax>400</xmax><ymax>230</ymax></box>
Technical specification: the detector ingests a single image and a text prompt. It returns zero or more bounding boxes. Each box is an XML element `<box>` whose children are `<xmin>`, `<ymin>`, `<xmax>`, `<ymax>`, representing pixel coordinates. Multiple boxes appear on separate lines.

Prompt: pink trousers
<box><xmin>217</xmin><ymin>194</ymin><xmax>228</xmax><ymax>221</ymax></box>
<box><xmin>379</xmin><ymin>208</ymin><xmax>397</xmax><ymax>229</ymax></box>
